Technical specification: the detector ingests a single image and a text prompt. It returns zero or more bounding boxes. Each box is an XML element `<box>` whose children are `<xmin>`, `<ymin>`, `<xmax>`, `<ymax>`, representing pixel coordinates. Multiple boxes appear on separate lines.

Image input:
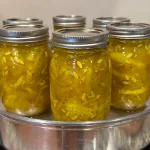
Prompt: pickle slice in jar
<box><xmin>110</xmin><ymin>52</ymin><xmax>127</xmax><ymax>64</ymax></box>
<box><xmin>60</xmin><ymin>103</ymin><xmax>97</xmax><ymax>121</ymax></box>
<box><xmin>2</xmin><ymin>87</ymin><xmax>33</xmax><ymax>112</ymax></box>
<box><xmin>111</xmin><ymin>52</ymin><xmax>145</xmax><ymax>68</ymax></box>
<box><xmin>26</xmin><ymin>46</ymin><xmax>48</xmax><ymax>72</ymax></box>
<box><xmin>112</xmin><ymin>69</ymin><xmax>128</xmax><ymax>80</ymax></box>
<box><xmin>84</xmin><ymin>67</ymin><xmax>93</xmax><ymax>92</ymax></box>
<box><xmin>119</xmin><ymin>86</ymin><xmax>147</xmax><ymax>95</ymax></box>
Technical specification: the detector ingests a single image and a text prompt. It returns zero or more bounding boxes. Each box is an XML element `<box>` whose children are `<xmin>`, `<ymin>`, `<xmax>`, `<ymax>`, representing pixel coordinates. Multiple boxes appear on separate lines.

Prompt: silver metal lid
<box><xmin>53</xmin><ymin>28</ymin><xmax>108</xmax><ymax>49</ymax></box>
<box><xmin>53</xmin><ymin>15</ymin><xmax>86</xmax><ymax>27</ymax></box>
<box><xmin>0</xmin><ymin>24</ymin><xmax>49</xmax><ymax>43</ymax></box>
<box><xmin>93</xmin><ymin>17</ymin><xmax>130</xmax><ymax>28</ymax></box>
<box><xmin>3</xmin><ymin>18</ymin><xmax>43</xmax><ymax>26</ymax></box>
<box><xmin>107</xmin><ymin>22</ymin><xmax>150</xmax><ymax>39</ymax></box>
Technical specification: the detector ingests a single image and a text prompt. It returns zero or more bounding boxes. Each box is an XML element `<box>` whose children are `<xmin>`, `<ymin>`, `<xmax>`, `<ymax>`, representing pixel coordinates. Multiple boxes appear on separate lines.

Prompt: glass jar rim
<box><xmin>53</xmin><ymin>28</ymin><xmax>108</xmax><ymax>49</ymax></box>
<box><xmin>3</xmin><ymin>18</ymin><xmax>43</xmax><ymax>26</ymax></box>
<box><xmin>0</xmin><ymin>24</ymin><xmax>49</xmax><ymax>43</ymax></box>
<box><xmin>53</xmin><ymin>15</ymin><xmax>86</xmax><ymax>27</ymax></box>
<box><xmin>93</xmin><ymin>17</ymin><xmax>130</xmax><ymax>28</ymax></box>
<box><xmin>107</xmin><ymin>22</ymin><xmax>150</xmax><ymax>39</ymax></box>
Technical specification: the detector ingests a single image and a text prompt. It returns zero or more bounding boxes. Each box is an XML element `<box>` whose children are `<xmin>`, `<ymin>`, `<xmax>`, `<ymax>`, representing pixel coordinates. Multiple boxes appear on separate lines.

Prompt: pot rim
<box><xmin>0</xmin><ymin>106</ymin><xmax>149</xmax><ymax>129</ymax></box>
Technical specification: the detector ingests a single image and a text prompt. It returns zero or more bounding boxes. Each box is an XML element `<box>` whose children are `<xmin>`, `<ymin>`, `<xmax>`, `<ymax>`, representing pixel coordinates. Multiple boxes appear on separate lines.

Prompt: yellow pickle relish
<box><xmin>50</xmin><ymin>28</ymin><xmax>111</xmax><ymax>121</ymax></box>
<box><xmin>53</xmin><ymin>15</ymin><xmax>86</xmax><ymax>30</ymax></box>
<box><xmin>93</xmin><ymin>17</ymin><xmax>130</xmax><ymax>29</ymax></box>
<box><xmin>0</xmin><ymin>24</ymin><xmax>50</xmax><ymax>116</ymax></box>
<box><xmin>107</xmin><ymin>22</ymin><xmax>150</xmax><ymax>110</ymax></box>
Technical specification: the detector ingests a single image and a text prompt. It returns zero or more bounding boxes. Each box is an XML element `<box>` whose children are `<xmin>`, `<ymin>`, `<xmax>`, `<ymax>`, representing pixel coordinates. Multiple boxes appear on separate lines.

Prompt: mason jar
<box><xmin>53</xmin><ymin>15</ymin><xmax>86</xmax><ymax>30</ymax></box>
<box><xmin>50</xmin><ymin>28</ymin><xmax>111</xmax><ymax>121</ymax></box>
<box><xmin>3</xmin><ymin>18</ymin><xmax>43</xmax><ymax>26</ymax></box>
<box><xmin>2</xmin><ymin>18</ymin><xmax>55</xmax><ymax>58</ymax></box>
<box><xmin>93</xmin><ymin>17</ymin><xmax>130</xmax><ymax>29</ymax></box>
<box><xmin>0</xmin><ymin>24</ymin><xmax>50</xmax><ymax>116</ymax></box>
<box><xmin>107</xmin><ymin>22</ymin><xmax>150</xmax><ymax>111</ymax></box>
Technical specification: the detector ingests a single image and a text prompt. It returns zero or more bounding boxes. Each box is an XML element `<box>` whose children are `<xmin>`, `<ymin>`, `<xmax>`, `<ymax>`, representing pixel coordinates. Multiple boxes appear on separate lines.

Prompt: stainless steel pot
<box><xmin>0</xmin><ymin>98</ymin><xmax>150</xmax><ymax>150</ymax></box>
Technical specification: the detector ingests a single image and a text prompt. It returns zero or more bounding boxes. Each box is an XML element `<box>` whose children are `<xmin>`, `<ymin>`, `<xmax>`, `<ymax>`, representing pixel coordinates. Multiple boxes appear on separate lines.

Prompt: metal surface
<box><xmin>141</xmin><ymin>144</ymin><xmax>150</xmax><ymax>150</ymax></box>
<box><xmin>107</xmin><ymin>22</ymin><xmax>150</xmax><ymax>39</ymax></box>
<box><xmin>0</xmin><ymin>24</ymin><xmax>49</xmax><ymax>43</ymax></box>
<box><xmin>0</xmin><ymin>97</ymin><xmax>150</xmax><ymax>150</ymax></box>
<box><xmin>3</xmin><ymin>18</ymin><xmax>43</xmax><ymax>26</ymax></box>
<box><xmin>53</xmin><ymin>28</ymin><xmax>108</xmax><ymax>49</ymax></box>
<box><xmin>53</xmin><ymin>15</ymin><xmax>86</xmax><ymax>27</ymax></box>
<box><xmin>93</xmin><ymin>17</ymin><xmax>130</xmax><ymax>28</ymax></box>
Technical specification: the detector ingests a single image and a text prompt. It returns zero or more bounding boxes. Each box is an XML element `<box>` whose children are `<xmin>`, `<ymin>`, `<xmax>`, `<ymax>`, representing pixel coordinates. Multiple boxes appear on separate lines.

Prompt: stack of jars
<box><xmin>0</xmin><ymin>16</ymin><xmax>150</xmax><ymax>122</ymax></box>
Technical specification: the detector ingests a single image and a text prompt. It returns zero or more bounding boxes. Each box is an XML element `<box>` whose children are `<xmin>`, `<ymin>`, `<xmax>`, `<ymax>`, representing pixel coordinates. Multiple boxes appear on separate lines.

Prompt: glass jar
<box><xmin>2</xmin><ymin>18</ymin><xmax>53</xmax><ymax>60</ymax></box>
<box><xmin>0</xmin><ymin>24</ymin><xmax>50</xmax><ymax>116</ymax></box>
<box><xmin>3</xmin><ymin>18</ymin><xmax>43</xmax><ymax>26</ymax></box>
<box><xmin>50</xmin><ymin>28</ymin><xmax>111</xmax><ymax>121</ymax></box>
<box><xmin>107</xmin><ymin>22</ymin><xmax>150</xmax><ymax>110</ymax></box>
<box><xmin>53</xmin><ymin>15</ymin><xmax>86</xmax><ymax>30</ymax></box>
<box><xmin>93</xmin><ymin>17</ymin><xmax>130</xmax><ymax>29</ymax></box>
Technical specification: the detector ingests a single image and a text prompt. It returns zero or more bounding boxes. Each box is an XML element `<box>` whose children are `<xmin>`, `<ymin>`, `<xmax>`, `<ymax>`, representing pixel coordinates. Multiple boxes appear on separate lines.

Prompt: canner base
<box><xmin>0</xmin><ymin>98</ymin><xmax>149</xmax><ymax>150</ymax></box>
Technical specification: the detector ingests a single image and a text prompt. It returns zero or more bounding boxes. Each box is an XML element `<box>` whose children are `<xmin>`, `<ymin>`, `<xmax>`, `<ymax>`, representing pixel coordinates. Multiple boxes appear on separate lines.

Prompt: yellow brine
<box><xmin>107</xmin><ymin>23</ymin><xmax>150</xmax><ymax>110</ymax></box>
<box><xmin>50</xmin><ymin>28</ymin><xmax>111</xmax><ymax>121</ymax></box>
<box><xmin>0</xmin><ymin>24</ymin><xmax>50</xmax><ymax>116</ymax></box>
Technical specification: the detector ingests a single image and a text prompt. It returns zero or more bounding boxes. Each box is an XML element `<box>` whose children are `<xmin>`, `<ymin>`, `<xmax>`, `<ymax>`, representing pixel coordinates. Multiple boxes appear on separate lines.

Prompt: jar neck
<box><xmin>0</xmin><ymin>40</ymin><xmax>48</xmax><ymax>47</ymax></box>
<box><xmin>53</xmin><ymin>45</ymin><xmax>107</xmax><ymax>54</ymax></box>
<box><xmin>109</xmin><ymin>37</ymin><xmax>150</xmax><ymax>44</ymax></box>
